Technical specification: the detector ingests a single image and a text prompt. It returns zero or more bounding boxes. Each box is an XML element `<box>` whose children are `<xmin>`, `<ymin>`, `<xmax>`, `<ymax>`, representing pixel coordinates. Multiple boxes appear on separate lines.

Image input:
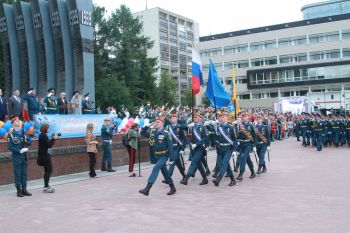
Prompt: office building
<box><xmin>302</xmin><ymin>0</ymin><xmax>350</xmax><ymax>19</ymax></box>
<box><xmin>134</xmin><ymin>7</ymin><xmax>199</xmax><ymax>104</ymax></box>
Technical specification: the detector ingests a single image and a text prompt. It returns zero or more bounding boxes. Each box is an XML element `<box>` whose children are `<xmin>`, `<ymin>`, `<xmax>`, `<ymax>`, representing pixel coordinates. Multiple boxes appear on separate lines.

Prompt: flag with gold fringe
<box><xmin>228</xmin><ymin>64</ymin><xmax>240</xmax><ymax>121</ymax></box>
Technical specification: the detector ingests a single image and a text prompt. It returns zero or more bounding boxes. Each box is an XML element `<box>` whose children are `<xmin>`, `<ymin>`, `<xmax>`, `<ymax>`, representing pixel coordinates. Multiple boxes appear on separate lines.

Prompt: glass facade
<box><xmin>249</xmin><ymin>63</ymin><xmax>350</xmax><ymax>86</ymax></box>
<box><xmin>302</xmin><ymin>1</ymin><xmax>350</xmax><ymax>19</ymax></box>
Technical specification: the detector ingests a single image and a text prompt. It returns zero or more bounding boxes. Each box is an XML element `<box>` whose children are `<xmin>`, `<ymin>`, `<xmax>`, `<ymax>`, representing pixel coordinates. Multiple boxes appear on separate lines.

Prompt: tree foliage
<box><xmin>155</xmin><ymin>71</ymin><xmax>177</xmax><ymax>106</ymax></box>
<box><xmin>93</xmin><ymin>4</ymin><xmax>160</xmax><ymax>111</ymax></box>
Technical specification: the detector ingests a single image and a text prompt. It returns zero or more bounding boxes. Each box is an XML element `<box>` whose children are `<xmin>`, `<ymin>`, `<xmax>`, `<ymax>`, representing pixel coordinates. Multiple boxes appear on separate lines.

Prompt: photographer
<box><xmin>37</xmin><ymin>123</ymin><xmax>58</xmax><ymax>193</ymax></box>
<box><xmin>101</xmin><ymin>117</ymin><xmax>116</xmax><ymax>172</ymax></box>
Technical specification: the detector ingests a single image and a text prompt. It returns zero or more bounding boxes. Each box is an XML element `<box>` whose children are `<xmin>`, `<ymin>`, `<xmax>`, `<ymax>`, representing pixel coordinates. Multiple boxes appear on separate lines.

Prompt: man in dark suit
<box><xmin>23</xmin><ymin>88</ymin><xmax>40</xmax><ymax>121</ymax></box>
<box><xmin>0</xmin><ymin>88</ymin><xmax>8</xmax><ymax>122</ymax></box>
<box><xmin>58</xmin><ymin>92</ymin><xmax>69</xmax><ymax>114</ymax></box>
<box><xmin>8</xmin><ymin>89</ymin><xmax>23</xmax><ymax>120</ymax></box>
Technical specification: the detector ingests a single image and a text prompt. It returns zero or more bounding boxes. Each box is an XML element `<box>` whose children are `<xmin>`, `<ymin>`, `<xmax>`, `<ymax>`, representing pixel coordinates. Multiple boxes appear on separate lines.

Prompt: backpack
<box><xmin>121</xmin><ymin>132</ymin><xmax>130</xmax><ymax>146</ymax></box>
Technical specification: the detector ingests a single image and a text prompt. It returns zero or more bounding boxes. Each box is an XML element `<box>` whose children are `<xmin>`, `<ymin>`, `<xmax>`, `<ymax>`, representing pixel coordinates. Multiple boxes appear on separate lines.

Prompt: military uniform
<box><xmin>332</xmin><ymin>117</ymin><xmax>341</xmax><ymax>147</ymax></box>
<box><xmin>82</xmin><ymin>94</ymin><xmax>94</xmax><ymax>114</ymax></box>
<box><xmin>44</xmin><ymin>91</ymin><xmax>58</xmax><ymax>114</ymax></box>
<box><xmin>7</xmin><ymin>128</ymin><xmax>32</xmax><ymax>197</ymax></box>
<box><xmin>139</xmin><ymin>117</ymin><xmax>176</xmax><ymax>196</ymax></box>
<box><xmin>180</xmin><ymin>115</ymin><xmax>208</xmax><ymax>186</ymax></box>
<box><xmin>101</xmin><ymin>120</ymin><xmax>116</xmax><ymax>172</ymax></box>
<box><xmin>213</xmin><ymin>119</ymin><xmax>237</xmax><ymax>186</ymax></box>
<box><xmin>236</xmin><ymin>116</ymin><xmax>257</xmax><ymax>181</ymax></box>
<box><xmin>165</xmin><ymin>122</ymin><xmax>187</xmax><ymax>178</ymax></box>
<box><xmin>340</xmin><ymin>116</ymin><xmax>347</xmax><ymax>146</ymax></box>
<box><xmin>23</xmin><ymin>91</ymin><xmax>40</xmax><ymax>120</ymax></box>
<box><xmin>255</xmin><ymin>120</ymin><xmax>270</xmax><ymax>174</ymax></box>
<box><xmin>314</xmin><ymin>115</ymin><xmax>324</xmax><ymax>151</ymax></box>
<box><xmin>345</xmin><ymin>116</ymin><xmax>350</xmax><ymax>147</ymax></box>
<box><xmin>300</xmin><ymin>114</ymin><xmax>310</xmax><ymax>146</ymax></box>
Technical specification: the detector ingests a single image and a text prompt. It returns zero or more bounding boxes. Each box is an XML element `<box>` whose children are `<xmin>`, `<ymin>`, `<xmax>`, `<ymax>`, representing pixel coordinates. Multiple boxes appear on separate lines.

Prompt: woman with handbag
<box><xmin>86</xmin><ymin>123</ymin><xmax>98</xmax><ymax>178</ymax></box>
<box><xmin>38</xmin><ymin>123</ymin><xmax>58</xmax><ymax>193</ymax></box>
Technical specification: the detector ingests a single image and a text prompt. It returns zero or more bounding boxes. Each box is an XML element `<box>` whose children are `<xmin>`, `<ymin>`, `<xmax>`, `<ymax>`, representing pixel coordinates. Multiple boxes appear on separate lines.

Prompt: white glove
<box><xmin>191</xmin><ymin>143</ymin><xmax>197</xmax><ymax>150</ymax></box>
<box><xmin>205</xmin><ymin>147</ymin><xmax>209</xmax><ymax>152</ymax></box>
<box><xmin>253</xmin><ymin>147</ymin><xmax>257</xmax><ymax>152</ymax></box>
<box><xmin>203</xmin><ymin>121</ymin><xmax>210</xmax><ymax>126</ymax></box>
<box><xmin>237</xmin><ymin>142</ymin><xmax>240</xmax><ymax>146</ymax></box>
<box><xmin>233</xmin><ymin>120</ymin><xmax>237</xmax><ymax>124</ymax></box>
<box><xmin>179</xmin><ymin>150</ymin><xmax>184</xmax><ymax>155</ymax></box>
<box><xmin>20</xmin><ymin>148</ymin><xmax>28</xmax><ymax>154</ymax></box>
<box><xmin>267</xmin><ymin>147</ymin><xmax>271</xmax><ymax>151</ymax></box>
<box><xmin>188</xmin><ymin>123</ymin><xmax>194</xmax><ymax>128</ymax></box>
<box><xmin>232</xmin><ymin>151</ymin><xmax>237</xmax><ymax>157</ymax></box>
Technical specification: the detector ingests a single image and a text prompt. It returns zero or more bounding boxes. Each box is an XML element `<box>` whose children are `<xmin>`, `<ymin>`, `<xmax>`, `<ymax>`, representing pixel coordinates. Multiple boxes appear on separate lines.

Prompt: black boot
<box><xmin>199</xmin><ymin>176</ymin><xmax>208</xmax><ymax>185</ymax></box>
<box><xmin>22</xmin><ymin>186</ymin><xmax>32</xmax><ymax>196</ymax></box>
<box><xmin>205</xmin><ymin>168</ymin><xmax>211</xmax><ymax>176</ymax></box>
<box><xmin>213</xmin><ymin>174</ymin><xmax>223</xmax><ymax>186</ymax></box>
<box><xmin>257</xmin><ymin>165</ymin><xmax>263</xmax><ymax>174</ymax></box>
<box><xmin>229</xmin><ymin>175</ymin><xmax>236</xmax><ymax>186</ymax></box>
<box><xmin>101</xmin><ymin>161</ymin><xmax>107</xmax><ymax>171</ymax></box>
<box><xmin>107</xmin><ymin>163</ymin><xmax>116</xmax><ymax>172</ymax></box>
<box><xmin>139</xmin><ymin>183</ymin><xmax>152</xmax><ymax>196</ymax></box>
<box><xmin>249</xmin><ymin>170</ymin><xmax>256</xmax><ymax>179</ymax></box>
<box><xmin>233</xmin><ymin>165</ymin><xmax>239</xmax><ymax>173</ymax></box>
<box><xmin>261</xmin><ymin>164</ymin><xmax>267</xmax><ymax>173</ymax></box>
<box><xmin>236</xmin><ymin>171</ymin><xmax>243</xmax><ymax>181</ymax></box>
<box><xmin>212</xmin><ymin>170</ymin><xmax>219</xmax><ymax>178</ymax></box>
<box><xmin>167</xmin><ymin>184</ymin><xmax>176</xmax><ymax>195</ymax></box>
<box><xmin>16</xmin><ymin>185</ymin><xmax>24</xmax><ymax>197</ymax></box>
<box><xmin>180</xmin><ymin>175</ymin><xmax>190</xmax><ymax>185</ymax></box>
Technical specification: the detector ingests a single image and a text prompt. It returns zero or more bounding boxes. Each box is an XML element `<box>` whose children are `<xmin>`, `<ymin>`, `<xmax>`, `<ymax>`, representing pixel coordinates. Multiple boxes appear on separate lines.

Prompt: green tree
<box><xmin>155</xmin><ymin>71</ymin><xmax>177</xmax><ymax>106</ymax></box>
<box><xmin>95</xmin><ymin>75</ymin><xmax>132</xmax><ymax>112</ymax></box>
<box><xmin>181</xmin><ymin>89</ymin><xmax>194</xmax><ymax>107</ymax></box>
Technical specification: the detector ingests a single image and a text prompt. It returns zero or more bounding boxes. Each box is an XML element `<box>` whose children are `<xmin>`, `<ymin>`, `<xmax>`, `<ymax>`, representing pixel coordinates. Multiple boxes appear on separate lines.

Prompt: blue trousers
<box><xmin>102</xmin><ymin>141</ymin><xmax>112</xmax><ymax>164</ymax></box>
<box><xmin>148</xmin><ymin>156</ymin><xmax>173</xmax><ymax>185</ymax></box>
<box><xmin>340</xmin><ymin>131</ymin><xmax>346</xmax><ymax>145</ymax></box>
<box><xmin>12</xmin><ymin>154</ymin><xmax>28</xmax><ymax>187</ymax></box>
<box><xmin>187</xmin><ymin>147</ymin><xmax>206</xmax><ymax>177</ymax></box>
<box><xmin>239</xmin><ymin>143</ymin><xmax>254</xmax><ymax>173</ymax></box>
<box><xmin>301</xmin><ymin>128</ymin><xmax>310</xmax><ymax>145</ymax></box>
<box><xmin>257</xmin><ymin>144</ymin><xmax>267</xmax><ymax>165</ymax></box>
<box><xmin>168</xmin><ymin>147</ymin><xmax>185</xmax><ymax>177</ymax></box>
<box><xmin>217</xmin><ymin>149</ymin><xmax>233</xmax><ymax>177</ymax></box>
<box><xmin>333</xmin><ymin>130</ymin><xmax>340</xmax><ymax>145</ymax></box>
<box><xmin>315</xmin><ymin>132</ymin><xmax>323</xmax><ymax>150</ymax></box>
<box><xmin>346</xmin><ymin>130</ymin><xmax>350</xmax><ymax>145</ymax></box>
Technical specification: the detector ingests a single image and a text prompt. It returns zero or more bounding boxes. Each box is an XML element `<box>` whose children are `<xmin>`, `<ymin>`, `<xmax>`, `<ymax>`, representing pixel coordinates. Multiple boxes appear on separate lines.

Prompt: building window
<box><xmin>343</xmin><ymin>48</ymin><xmax>350</xmax><ymax>57</ymax></box>
<box><xmin>279</xmin><ymin>53</ymin><xmax>307</xmax><ymax>64</ymax></box>
<box><xmin>309</xmin><ymin>31</ymin><xmax>340</xmax><ymax>44</ymax></box>
<box><xmin>250</xmin><ymin>40</ymin><xmax>277</xmax><ymax>51</ymax></box>
<box><xmin>269</xmin><ymin>92</ymin><xmax>278</xmax><ymax>98</ymax></box>
<box><xmin>234</xmin><ymin>60</ymin><xmax>249</xmax><ymax>69</ymax></box>
<box><xmin>310</xmin><ymin>49</ymin><xmax>340</xmax><ymax>61</ymax></box>
<box><xmin>342</xmin><ymin>30</ymin><xmax>350</xmax><ymax>40</ymax></box>
<box><xmin>278</xmin><ymin>36</ymin><xmax>307</xmax><ymax>47</ymax></box>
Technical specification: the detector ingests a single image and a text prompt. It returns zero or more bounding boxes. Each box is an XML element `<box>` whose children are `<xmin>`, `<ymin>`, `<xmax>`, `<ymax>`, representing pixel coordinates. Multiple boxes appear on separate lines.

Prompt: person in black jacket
<box><xmin>38</xmin><ymin>123</ymin><xmax>59</xmax><ymax>193</ymax></box>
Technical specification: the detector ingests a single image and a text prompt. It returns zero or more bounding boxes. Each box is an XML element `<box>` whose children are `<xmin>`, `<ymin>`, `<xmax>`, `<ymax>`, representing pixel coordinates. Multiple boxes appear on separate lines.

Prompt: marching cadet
<box><xmin>212</xmin><ymin>110</ymin><xmax>238</xmax><ymax>187</ymax></box>
<box><xmin>43</xmin><ymin>88</ymin><xmax>58</xmax><ymax>114</ymax></box>
<box><xmin>180</xmin><ymin>110</ymin><xmax>209</xmax><ymax>186</ymax></box>
<box><xmin>8</xmin><ymin>117</ymin><xmax>32</xmax><ymax>197</ymax></box>
<box><xmin>346</xmin><ymin>114</ymin><xmax>350</xmax><ymax>147</ymax></box>
<box><xmin>165</xmin><ymin>113</ymin><xmax>187</xmax><ymax>180</ymax></box>
<box><xmin>300</xmin><ymin>113</ymin><xmax>310</xmax><ymax>147</ymax></box>
<box><xmin>325</xmin><ymin>114</ymin><xmax>333</xmax><ymax>147</ymax></box>
<box><xmin>82</xmin><ymin>93</ymin><xmax>94</xmax><ymax>114</ymax></box>
<box><xmin>314</xmin><ymin>114</ymin><xmax>324</xmax><ymax>151</ymax></box>
<box><xmin>139</xmin><ymin>114</ymin><xmax>176</xmax><ymax>196</ymax></box>
<box><xmin>255</xmin><ymin>115</ymin><xmax>270</xmax><ymax>174</ymax></box>
<box><xmin>310</xmin><ymin>114</ymin><xmax>317</xmax><ymax>147</ymax></box>
<box><xmin>340</xmin><ymin>114</ymin><xmax>347</xmax><ymax>146</ymax></box>
<box><xmin>236</xmin><ymin>112</ymin><xmax>257</xmax><ymax>181</ymax></box>
<box><xmin>294</xmin><ymin>116</ymin><xmax>301</xmax><ymax>141</ymax></box>
<box><xmin>101</xmin><ymin>117</ymin><xmax>116</xmax><ymax>172</ymax></box>
<box><xmin>332</xmin><ymin>114</ymin><xmax>341</xmax><ymax>147</ymax></box>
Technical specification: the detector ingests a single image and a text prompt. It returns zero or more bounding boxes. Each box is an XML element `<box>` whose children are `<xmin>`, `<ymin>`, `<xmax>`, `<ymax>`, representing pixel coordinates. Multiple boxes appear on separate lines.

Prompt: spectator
<box><xmin>0</xmin><ymin>88</ymin><xmax>7</xmax><ymax>122</ymax></box>
<box><xmin>85</xmin><ymin>123</ymin><xmax>98</xmax><ymax>178</ymax></box>
<box><xmin>58</xmin><ymin>92</ymin><xmax>69</xmax><ymax>114</ymax></box>
<box><xmin>23</xmin><ymin>88</ymin><xmax>40</xmax><ymax>121</ymax></box>
<box><xmin>8</xmin><ymin>89</ymin><xmax>23</xmax><ymax>120</ymax></box>
<box><xmin>126</xmin><ymin>123</ymin><xmax>140</xmax><ymax>177</ymax></box>
<box><xmin>70</xmin><ymin>91</ymin><xmax>82</xmax><ymax>115</ymax></box>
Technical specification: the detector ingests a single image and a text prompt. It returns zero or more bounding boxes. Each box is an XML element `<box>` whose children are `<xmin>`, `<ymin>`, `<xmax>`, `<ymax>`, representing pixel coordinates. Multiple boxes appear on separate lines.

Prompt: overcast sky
<box><xmin>92</xmin><ymin>0</ymin><xmax>321</xmax><ymax>36</ymax></box>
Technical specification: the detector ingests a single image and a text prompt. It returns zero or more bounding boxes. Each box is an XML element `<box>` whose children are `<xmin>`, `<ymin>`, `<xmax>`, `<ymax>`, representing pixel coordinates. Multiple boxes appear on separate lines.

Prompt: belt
<box><xmin>239</xmin><ymin>139</ymin><xmax>251</xmax><ymax>142</ymax></box>
<box><xmin>103</xmin><ymin>140</ymin><xmax>112</xmax><ymax>143</ymax></box>
<box><xmin>47</xmin><ymin>107</ymin><xmax>57</xmax><ymax>110</ymax></box>
<box><xmin>332</xmin><ymin>127</ymin><xmax>339</xmax><ymax>129</ymax></box>
<box><xmin>258</xmin><ymin>141</ymin><xmax>265</xmax><ymax>144</ymax></box>
<box><xmin>315</xmin><ymin>129</ymin><xmax>323</xmax><ymax>131</ymax></box>
<box><xmin>155</xmin><ymin>150</ymin><xmax>167</xmax><ymax>155</ymax></box>
<box><xmin>219</xmin><ymin>143</ymin><xmax>231</xmax><ymax>146</ymax></box>
<box><xmin>173</xmin><ymin>143</ymin><xmax>180</xmax><ymax>146</ymax></box>
<box><xmin>346</xmin><ymin>128</ymin><xmax>350</xmax><ymax>130</ymax></box>
<box><xmin>300</xmin><ymin>126</ymin><xmax>307</xmax><ymax>128</ymax></box>
<box><xmin>84</xmin><ymin>109</ymin><xmax>93</xmax><ymax>111</ymax></box>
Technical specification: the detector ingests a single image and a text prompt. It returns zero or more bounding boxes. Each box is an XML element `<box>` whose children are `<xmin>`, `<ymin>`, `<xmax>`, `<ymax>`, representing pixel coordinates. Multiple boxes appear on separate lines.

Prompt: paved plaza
<box><xmin>1</xmin><ymin>138</ymin><xmax>350</xmax><ymax>233</ymax></box>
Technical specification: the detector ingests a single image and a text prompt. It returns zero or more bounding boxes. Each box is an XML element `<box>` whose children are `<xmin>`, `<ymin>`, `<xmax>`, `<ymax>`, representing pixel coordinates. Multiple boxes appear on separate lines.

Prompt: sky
<box><xmin>92</xmin><ymin>0</ymin><xmax>321</xmax><ymax>36</ymax></box>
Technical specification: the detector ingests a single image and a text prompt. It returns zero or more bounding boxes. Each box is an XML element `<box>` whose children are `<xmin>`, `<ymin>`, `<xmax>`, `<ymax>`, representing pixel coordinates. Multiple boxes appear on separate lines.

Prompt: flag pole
<box><xmin>192</xmin><ymin>89</ymin><xmax>194</xmax><ymax>122</ymax></box>
<box><xmin>214</xmin><ymin>96</ymin><xmax>217</xmax><ymax>118</ymax></box>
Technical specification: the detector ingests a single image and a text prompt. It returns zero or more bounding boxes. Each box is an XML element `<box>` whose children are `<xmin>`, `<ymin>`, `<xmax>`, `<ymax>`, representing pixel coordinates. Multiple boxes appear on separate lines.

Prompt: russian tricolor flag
<box><xmin>192</xmin><ymin>49</ymin><xmax>203</xmax><ymax>95</ymax></box>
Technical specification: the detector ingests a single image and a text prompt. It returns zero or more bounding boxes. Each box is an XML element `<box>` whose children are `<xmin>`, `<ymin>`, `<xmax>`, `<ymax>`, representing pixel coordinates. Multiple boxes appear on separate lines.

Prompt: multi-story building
<box><xmin>199</xmin><ymin>12</ymin><xmax>350</xmax><ymax>113</ymax></box>
<box><xmin>134</xmin><ymin>7</ymin><xmax>199</xmax><ymax>104</ymax></box>
<box><xmin>302</xmin><ymin>0</ymin><xmax>350</xmax><ymax>19</ymax></box>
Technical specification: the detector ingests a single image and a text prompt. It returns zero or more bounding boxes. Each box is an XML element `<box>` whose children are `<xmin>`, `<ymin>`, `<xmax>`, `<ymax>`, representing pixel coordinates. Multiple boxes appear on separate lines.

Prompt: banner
<box><xmin>33</xmin><ymin>114</ymin><xmax>117</xmax><ymax>138</ymax></box>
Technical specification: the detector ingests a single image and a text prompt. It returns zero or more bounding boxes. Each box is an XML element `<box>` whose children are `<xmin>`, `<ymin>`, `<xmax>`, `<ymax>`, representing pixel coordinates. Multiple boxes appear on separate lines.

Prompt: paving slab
<box><xmin>1</xmin><ymin>138</ymin><xmax>350</xmax><ymax>233</ymax></box>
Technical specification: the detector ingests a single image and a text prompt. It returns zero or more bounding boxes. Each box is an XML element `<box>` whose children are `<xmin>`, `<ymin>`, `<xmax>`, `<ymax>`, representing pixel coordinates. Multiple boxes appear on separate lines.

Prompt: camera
<box><xmin>53</xmin><ymin>133</ymin><xmax>61</xmax><ymax>137</ymax></box>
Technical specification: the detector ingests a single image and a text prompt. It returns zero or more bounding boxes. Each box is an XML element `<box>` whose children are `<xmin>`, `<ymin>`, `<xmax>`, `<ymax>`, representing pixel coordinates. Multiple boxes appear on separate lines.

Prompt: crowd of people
<box><xmin>0</xmin><ymin>87</ymin><xmax>95</xmax><ymax>122</ymax></box>
<box><xmin>7</xmin><ymin>96</ymin><xmax>350</xmax><ymax>197</ymax></box>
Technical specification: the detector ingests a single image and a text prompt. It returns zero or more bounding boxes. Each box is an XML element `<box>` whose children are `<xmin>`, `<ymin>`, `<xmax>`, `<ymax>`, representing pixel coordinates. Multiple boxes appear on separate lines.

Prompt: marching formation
<box><xmin>138</xmin><ymin>109</ymin><xmax>272</xmax><ymax>196</ymax></box>
<box><xmin>294</xmin><ymin>112</ymin><xmax>350</xmax><ymax>151</ymax></box>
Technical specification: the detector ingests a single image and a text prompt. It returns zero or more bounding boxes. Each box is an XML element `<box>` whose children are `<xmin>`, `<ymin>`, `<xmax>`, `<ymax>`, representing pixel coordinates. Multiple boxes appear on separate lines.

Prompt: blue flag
<box><xmin>205</xmin><ymin>60</ymin><xmax>231</xmax><ymax>108</ymax></box>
